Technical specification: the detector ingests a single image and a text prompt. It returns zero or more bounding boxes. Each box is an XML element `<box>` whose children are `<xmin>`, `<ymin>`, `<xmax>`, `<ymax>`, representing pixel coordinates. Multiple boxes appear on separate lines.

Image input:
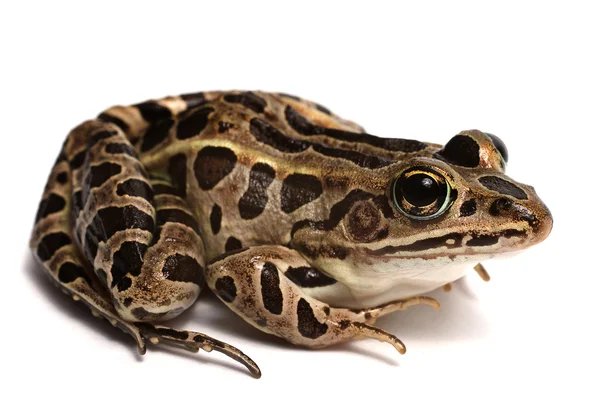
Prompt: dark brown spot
<box><xmin>194</xmin><ymin>146</ymin><xmax>237</xmax><ymax>190</ymax></box>
<box><xmin>285</xmin><ymin>266</ymin><xmax>337</xmax><ymax>288</ymax></box>
<box><xmin>117</xmin><ymin>276</ymin><xmax>132</xmax><ymax>291</ymax></box>
<box><xmin>238</xmin><ymin>163</ymin><xmax>276</xmax><ymax>219</ymax></box>
<box><xmin>210</xmin><ymin>204</ymin><xmax>222</xmax><ymax>234</ymax></box>
<box><xmin>346</xmin><ymin>201</ymin><xmax>383</xmax><ymax>242</ymax></box>
<box><xmin>250</xmin><ymin>118</ymin><xmax>392</xmax><ymax>169</ymax></box>
<box><xmin>480</xmin><ymin>229</ymin><xmax>523</xmax><ymax>245</ymax></box>
<box><xmin>466</xmin><ymin>234</ymin><xmax>499</xmax><ymax>247</ymax></box>
<box><xmin>214</xmin><ymin>276</ymin><xmax>237</xmax><ymax>302</ymax></box>
<box><xmin>69</xmin><ymin>151</ymin><xmax>86</xmax><ymax>169</ymax></box>
<box><xmin>135</xmin><ymin>101</ymin><xmax>172</xmax><ymax>122</ymax></box>
<box><xmin>280</xmin><ymin>174</ymin><xmax>322</xmax><ymax>213</ymax></box>
<box><xmin>168</xmin><ymin>153</ymin><xmax>188</xmax><ymax>197</ymax></box>
<box><xmin>479</xmin><ymin>176</ymin><xmax>528</xmax><ymax>200</ymax></box>
<box><xmin>279</xmin><ymin>93</ymin><xmax>301</xmax><ymax>101</ymax></box>
<box><xmin>313</xmin><ymin>146</ymin><xmax>393</xmax><ymax>169</ymax></box>
<box><xmin>37</xmin><ymin>232</ymin><xmax>71</xmax><ymax>262</ymax></box>
<box><xmin>35</xmin><ymin>193</ymin><xmax>66</xmax><ymax>222</ymax></box>
<box><xmin>223</xmin><ymin>92</ymin><xmax>267</xmax><ymax>113</ymax></box>
<box><xmin>225</xmin><ymin>237</ymin><xmax>242</xmax><ymax>252</ymax></box>
<box><xmin>56</xmin><ymin>172</ymin><xmax>68</xmax><ymax>184</ymax></box>
<box><xmin>111</xmin><ymin>241</ymin><xmax>148</xmax><ymax>288</ymax></box>
<box><xmin>460</xmin><ymin>199</ymin><xmax>477</xmax><ymax>217</ymax></box>
<box><xmin>261</xmin><ymin>262</ymin><xmax>283</xmax><ymax>315</ymax></box>
<box><xmin>180</xmin><ymin>92</ymin><xmax>207</xmax><ymax>109</ymax></box>
<box><xmin>285</xmin><ymin>105</ymin><xmax>425</xmax><ymax>152</ymax></box>
<box><xmin>163</xmin><ymin>254</ymin><xmax>204</xmax><ymax>285</ymax></box>
<box><xmin>98</xmin><ymin>113</ymin><xmax>129</xmax><ymax>133</ymax></box>
<box><xmin>367</xmin><ymin>232</ymin><xmax>464</xmax><ymax>256</ymax></box>
<box><xmin>250</xmin><ymin>118</ymin><xmax>310</xmax><ymax>153</ymax></box>
<box><xmin>489</xmin><ymin>198</ymin><xmax>514</xmax><ymax>216</ymax></box>
<box><xmin>58</xmin><ymin>262</ymin><xmax>90</xmax><ymax>285</ymax></box>
<box><xmin>314</xmin><ymin>103</ymin><xmax>332</xmax><ymax>115</ymax></box>
<box><xmin>117</xmin><ymin>179</ymin><xmax>154</xmax><ymax>202</ymax></box>
<box><xmin>153</xmin><ymin>327</ymin><xmax>188</xmax><ymax>340</ymax></box>
<box><xmin>141</xmin><ymin>118</ymin><xmax>174</xmax><ymax>152</ymax></box>
<box><xmin>86</xmin><ymin>162</ymin><xmax>122</xmax><ymax>189</ymax></box>
<box><xmin>177</xmin><ymin>107</ymin><xmax>213</xmax><ymax>139</ymax></box>
<box><xmin>88</xmin><ymin>130</ymin><xmax>117</xmax><ymax>148</ymax></box>
<box><xmin>297</xmin><ymin>298</ymin><xmax>328</xmax><ymax>339</ymax></box>
<box><xmin>84</xmin><ymin>206</ymin><xmax>154</xmax><ymax>262</ymax></box>
<box><xmin>437</xmin><ymin>135</ymin><xmax>481</xmax><ymax>168</ymax></box>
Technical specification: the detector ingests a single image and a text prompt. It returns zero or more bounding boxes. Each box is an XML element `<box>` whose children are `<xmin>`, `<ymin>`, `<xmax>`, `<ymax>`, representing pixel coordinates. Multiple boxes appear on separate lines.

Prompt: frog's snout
<box><xmin>534</xmin><ymin>201</ymin><xmax>553</xmax><ymax>244</ymax></box>
<box><xmin>490</xmin><ymin>194</ymin><xmax>553</xmax><ymax>246</ymax></box>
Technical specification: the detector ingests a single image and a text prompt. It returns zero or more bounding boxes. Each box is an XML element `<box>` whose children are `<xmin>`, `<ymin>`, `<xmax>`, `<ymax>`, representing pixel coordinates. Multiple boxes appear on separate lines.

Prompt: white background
<box><xmin>1</xmin><ymin>1</ymin><xmax>598</xmax><ymax>399</ymax></box>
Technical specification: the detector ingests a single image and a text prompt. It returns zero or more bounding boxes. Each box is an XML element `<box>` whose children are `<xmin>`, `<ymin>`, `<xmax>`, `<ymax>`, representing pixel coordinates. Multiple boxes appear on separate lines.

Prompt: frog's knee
<box><xmin>112</xmin><ymin>279</ymin><xmax>201</xmax><ymax>322</ymax></box>
<box><xmin>109</xmin><ymin>252</ymin><xmax>205</xmax><ymax>322</ymax></box>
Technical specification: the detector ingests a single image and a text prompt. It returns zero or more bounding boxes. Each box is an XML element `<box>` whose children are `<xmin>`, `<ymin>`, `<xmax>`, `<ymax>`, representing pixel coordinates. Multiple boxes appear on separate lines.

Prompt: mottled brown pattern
<box><xmin>30</xmin><ymin>91</ymin><xmax>552</xmax><ymax>378</ymax></box>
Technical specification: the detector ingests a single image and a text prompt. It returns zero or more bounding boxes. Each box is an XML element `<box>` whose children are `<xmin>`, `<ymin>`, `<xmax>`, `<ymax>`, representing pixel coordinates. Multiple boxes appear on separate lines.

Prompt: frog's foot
<box><xmin>441</xmin><ymin>264</ymin><xmax>489</xmax><ymax>293</ymax></box>
<box><xmin>136</xmin><ymin>323</ymin><xmax>261</xmax><ymax>378</ymax></box>
<box><xmin>35</xmin><ymin>257</ymin><xmax>148</xmax><ymax>355</ymax></box>
<box><xmin>205</xmin><ymin>245</ymin><xmax>435</xmax><ymax>356</ymax></box>
<box><xmin>474</xmin><ymin>263</ymin><xmax>491</xmax><ymax>281</ymax></box>
<box><xmin>349</xmin><ymin>296</ymin><xmax>440</xmax><ymax>324</ymax></box>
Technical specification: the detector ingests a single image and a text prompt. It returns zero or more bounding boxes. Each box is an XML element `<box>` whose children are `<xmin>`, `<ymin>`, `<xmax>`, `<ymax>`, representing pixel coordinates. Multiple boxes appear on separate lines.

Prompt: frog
<box><xmin>30</xmin><ymin>90</ymin><xmax>553</xmax><ymax>378</ymax></box>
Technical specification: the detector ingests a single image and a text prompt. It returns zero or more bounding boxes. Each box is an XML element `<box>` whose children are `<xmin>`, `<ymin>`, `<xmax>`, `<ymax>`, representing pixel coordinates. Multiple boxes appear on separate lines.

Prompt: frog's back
<box><xmin>98</xmin><ymin>91</ymin><xmax>438</xmax><ymax>259</ymax></box>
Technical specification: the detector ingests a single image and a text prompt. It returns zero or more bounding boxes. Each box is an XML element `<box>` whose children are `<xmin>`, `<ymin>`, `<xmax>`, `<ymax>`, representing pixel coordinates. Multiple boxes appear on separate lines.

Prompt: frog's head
<box><xmin>381</xmin><ymin>129</ymin><xmax>553</xmax><ymax>256</ymax></box>
<box><xmin>291</xmin><ymin>130</ymin><xmax>552</xmax><ymax>304</ymax></box>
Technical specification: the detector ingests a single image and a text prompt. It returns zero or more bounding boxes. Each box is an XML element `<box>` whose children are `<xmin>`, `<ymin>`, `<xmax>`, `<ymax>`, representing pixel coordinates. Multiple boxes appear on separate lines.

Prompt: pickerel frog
<box><xmin>30</xmin><ymin>91</ymin><xmax>552</xmax><ymax>377</ymax></box>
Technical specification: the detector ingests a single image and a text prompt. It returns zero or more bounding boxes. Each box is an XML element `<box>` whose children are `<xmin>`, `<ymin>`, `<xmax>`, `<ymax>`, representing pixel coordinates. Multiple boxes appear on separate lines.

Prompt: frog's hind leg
<box><xmin>135</xmin><ymin>323</ymin><xmax>260</xmax><ymax>377</ymax></box>
<box><xmin>31</xmin><ymin>118</ymin><xmax>260</xmax><ymax>377</ymax></box>
<box><xmin>205</xmin><ymin>246</ymin><xmax>438</xmax><ymax>355</ymax></box>
<box><xmin>30</xmin><ymin>148</ymin><xmax>147</xmax><ymax>354</ymax></box>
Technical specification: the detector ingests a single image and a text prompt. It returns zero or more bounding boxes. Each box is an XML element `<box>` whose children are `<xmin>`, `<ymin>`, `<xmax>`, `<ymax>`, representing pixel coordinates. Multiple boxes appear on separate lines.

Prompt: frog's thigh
<box><xmin>206</xmin><ymin>245</ymin><xmax>410</xmax><ymax>353</ymax></box>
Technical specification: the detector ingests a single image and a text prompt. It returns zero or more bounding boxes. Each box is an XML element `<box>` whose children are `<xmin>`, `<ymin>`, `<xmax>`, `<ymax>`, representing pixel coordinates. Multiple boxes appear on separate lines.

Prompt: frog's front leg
<box><xmin>206</xmin><ymin>246</ymin><xmax>438</xmax><ymax>354</ymax></box>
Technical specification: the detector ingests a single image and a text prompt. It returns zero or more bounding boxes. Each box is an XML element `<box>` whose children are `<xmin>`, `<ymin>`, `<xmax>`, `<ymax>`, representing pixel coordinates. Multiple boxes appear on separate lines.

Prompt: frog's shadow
<box><xmin>26</xmin><ymin>253</ymin><xmax>491</xmax><ymax>369</ymax></box>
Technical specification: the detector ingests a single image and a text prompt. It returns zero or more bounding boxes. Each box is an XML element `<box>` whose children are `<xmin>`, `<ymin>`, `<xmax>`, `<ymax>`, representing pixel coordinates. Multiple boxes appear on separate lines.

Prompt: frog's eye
<box><xmin>392</xmin><ymin>167</ymin><xmax>454</xmax><ymax>220</ymax></box>
<box><xmin>486</xmin><ymin>133</ymin><xmax>509</xmax><ymax>163</ymax></box>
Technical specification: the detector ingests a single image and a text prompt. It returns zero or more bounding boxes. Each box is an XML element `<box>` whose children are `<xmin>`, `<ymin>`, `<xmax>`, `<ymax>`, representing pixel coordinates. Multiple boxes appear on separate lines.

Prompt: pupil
<box><xmin>401</xmin><ymin>174</ymin><xmax>441</xmax><ymax>207</ymax></box>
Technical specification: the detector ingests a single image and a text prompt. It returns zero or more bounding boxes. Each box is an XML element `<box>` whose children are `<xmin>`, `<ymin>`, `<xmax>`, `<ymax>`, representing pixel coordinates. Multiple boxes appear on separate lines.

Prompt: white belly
<box><xmin>307</xmin><ymin>254</ymin><xmax>497</xmax><ymax>309</ymax></box>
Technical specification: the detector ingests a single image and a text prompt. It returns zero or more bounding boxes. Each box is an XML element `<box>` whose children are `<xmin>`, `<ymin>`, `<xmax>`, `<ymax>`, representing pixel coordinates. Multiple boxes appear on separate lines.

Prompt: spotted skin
<box><xmin>31</xmin><ymin>91</ymin><xmax>552</xmax><ymax>377</ymax></box>
<box><xmin>206</xmin><ymin>246</ymin><xmax>438</xmax><ymax>350</ymax></box>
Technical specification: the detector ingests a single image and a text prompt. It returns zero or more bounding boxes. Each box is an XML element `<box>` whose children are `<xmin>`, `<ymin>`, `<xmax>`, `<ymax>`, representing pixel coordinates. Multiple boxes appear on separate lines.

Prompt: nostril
<box><xmin>489</xmin><ymin>198</ymin><xmax>514</xmax><ymax>216</ymax></box>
